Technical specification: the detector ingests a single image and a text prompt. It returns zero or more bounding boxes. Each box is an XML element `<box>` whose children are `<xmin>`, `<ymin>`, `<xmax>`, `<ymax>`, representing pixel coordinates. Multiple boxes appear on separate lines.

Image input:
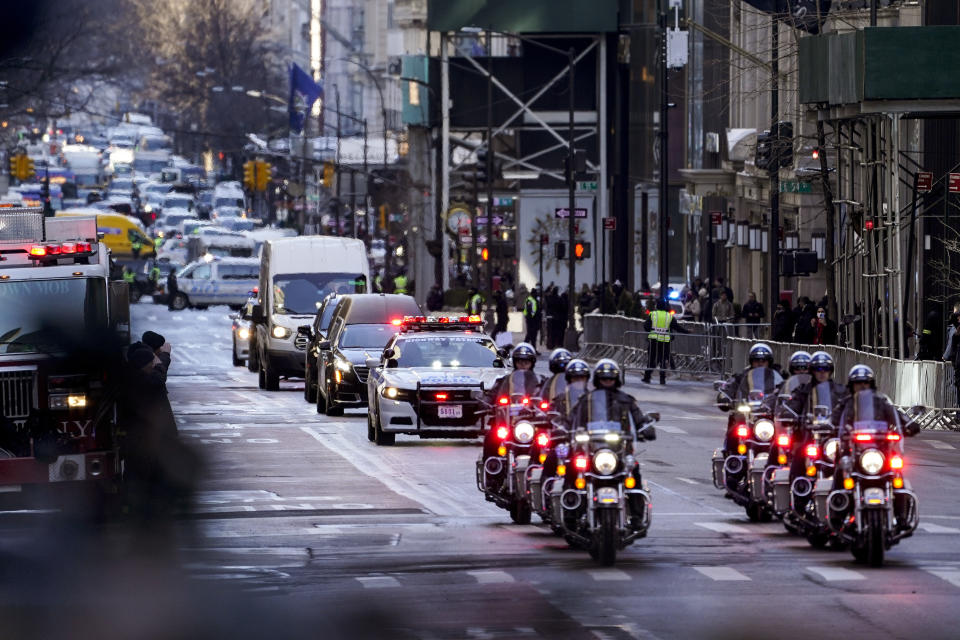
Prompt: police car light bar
<box><xmin>400</xmin><ymin>315</ymin><xmax>483</xmax><ymax>331</ymax></box>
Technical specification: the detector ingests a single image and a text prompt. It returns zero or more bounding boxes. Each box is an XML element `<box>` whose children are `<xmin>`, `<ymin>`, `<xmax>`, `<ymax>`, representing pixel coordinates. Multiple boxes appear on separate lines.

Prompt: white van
<box><xmin>251</xmin><ymin>236</ymin><xmax>370</xmax><ymax>390</ymax></box>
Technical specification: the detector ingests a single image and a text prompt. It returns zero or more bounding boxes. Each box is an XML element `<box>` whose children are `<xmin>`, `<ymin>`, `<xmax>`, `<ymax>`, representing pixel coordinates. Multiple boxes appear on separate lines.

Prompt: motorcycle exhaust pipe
<box><xmin>561</xmin><ymin>489</ymin><xmax>582</xmax><ymax>511</ymax></box>
<box><xmin>724</xmin><ymin>455</ymin><xmax>745</xmax><ymax>476</ymax></box>
<box><xmin>791</xmin><ymin>477</ymin><xmax>813</xmax><ymax>498</ymax></box>
<box><xmin>828</xmin><ymin>491</ymin><xmax>850</xmax><ymax>513</ymax></box>
<box><xmin>484</xmin><ymin>457</ymin><xmax>504</xmax><ymax>476</ymax></box>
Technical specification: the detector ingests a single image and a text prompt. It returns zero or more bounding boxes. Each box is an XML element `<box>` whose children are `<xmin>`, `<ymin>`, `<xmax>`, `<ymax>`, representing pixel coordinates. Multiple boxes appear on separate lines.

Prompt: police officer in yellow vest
<box><xmin>642</xmin><ymin>298</ymin><xmax>688</xmax><ymax>385</ymax></box>
<box><xmin>465</xmin><ymin>286</ymin><xmax>483</xmax><ymax>315</ymax></box>
<box><xmin>122</xmin><ymin>266</ymin><xmax>136</xmax><ymax>284</ymax></box>
<box><xmin>393</xmin><ymin>271</ymin><xmax>408</xmax><ymax>295</ymax></box>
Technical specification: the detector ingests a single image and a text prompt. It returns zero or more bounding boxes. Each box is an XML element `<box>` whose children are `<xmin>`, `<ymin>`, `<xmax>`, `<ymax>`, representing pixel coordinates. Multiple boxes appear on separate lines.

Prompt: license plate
<box><xmin>863</xmin><ymin>487</ymin><xmax>886</xmax><ymax>505</ymax></box>
<box><xmin>596</xmin><ymin>487</ymin><xmax>619</xmax><ymax>504</ymax></box>
<box><xmin>438</xmin><ymin>404</ymin><xmax>463</xmax><ymax>418</ymax></box>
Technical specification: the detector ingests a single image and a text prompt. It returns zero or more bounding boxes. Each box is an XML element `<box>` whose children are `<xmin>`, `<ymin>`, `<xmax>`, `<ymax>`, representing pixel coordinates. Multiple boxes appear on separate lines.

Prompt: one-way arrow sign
<box><xmin>555</xmin><ymin>207</ymin><xmax>588</xmax><ymax>219</ymax></box>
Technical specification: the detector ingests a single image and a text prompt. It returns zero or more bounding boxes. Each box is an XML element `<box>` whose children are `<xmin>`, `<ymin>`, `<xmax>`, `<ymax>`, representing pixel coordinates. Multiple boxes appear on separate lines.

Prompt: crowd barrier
<box><xmin>580</xmin><ymin>313</ymin><xmax>959</xmax><ymax>430</ymax></box>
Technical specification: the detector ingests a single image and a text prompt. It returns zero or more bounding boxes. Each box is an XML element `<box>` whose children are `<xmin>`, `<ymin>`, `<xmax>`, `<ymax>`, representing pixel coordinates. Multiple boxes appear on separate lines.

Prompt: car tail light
<box><xmin>539</xmin><ymin>401</ymin><xmax>550</xmax><ymax>410</ymax></box>
<box><xmin>886</xmin><ymin>433</ymin><xmax>901</xmax><ymax>441</ymax></box>
<box><xmin>777</xmin><ymin>434</ymin><xmax>790</xmax><ymax>447</ymax></box>
<box><xmin>854</xmin><ymin>433</ymin><xmax>873</xmax><ymax>442</ymax></box>
<box><xmin>495</xmin><ymin>425</ymin><xmax>509</xmax><ymax>440</ymax></box>
<box><xmin>498</xmin><ymin>396</ymin><xmax>509</xmax><ymax>406</ymax></box>
<box><xmin>890</xmin><ymin>456</ymin><xmax>904</xmax><ymax>470</ymax></box>
<box><xmin>521</xmin><ymin>397</ymin><xmax>530</xmax><ymax>405</ymax></box>
<box><xmin>735</xmin><ymin>424</ymin><xmax>749</xmax><ymax>438</ymax></box>
<box><xmin>574</xmin><ymin>455</ymin><xmax>588</xmax><ymax>471</ymax></box>
<box><xmin>435</xmin><ymin>392</ymin><xmax>447</xmax><ymax>401</ymax></box>
<box><xmin>536</xmin><ymin>432</ymin><xmax>549</xmax><ymax>447</ymax></box>
<box><xmin>805</xmin><ymin>444</ymin><xmax>819</xmax><ymax>458</ymax></box>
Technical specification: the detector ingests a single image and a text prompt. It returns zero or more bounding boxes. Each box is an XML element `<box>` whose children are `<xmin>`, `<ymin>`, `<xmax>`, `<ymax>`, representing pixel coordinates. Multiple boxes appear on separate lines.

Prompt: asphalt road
<box><xmin>4</xmin><ymin>301</ymin><xmax>960</xmax><ymax>639</ymax></box>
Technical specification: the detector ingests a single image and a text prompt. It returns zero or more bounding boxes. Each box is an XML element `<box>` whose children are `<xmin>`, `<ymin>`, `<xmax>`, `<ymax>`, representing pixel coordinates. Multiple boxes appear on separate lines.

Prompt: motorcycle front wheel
<box><xmin>596</xmin><ymin>508</ymin><xmax>618</xmax><ymax>566</ymax></box>
<box><xmin>509</xmin><ymin>499</ymin><xmax>531</xmax><ymax>525</ymax></box>
<box><xmin>866</xmin><ymin>510</ymin><xmax>885</xmax><ymax>567</ymax></box>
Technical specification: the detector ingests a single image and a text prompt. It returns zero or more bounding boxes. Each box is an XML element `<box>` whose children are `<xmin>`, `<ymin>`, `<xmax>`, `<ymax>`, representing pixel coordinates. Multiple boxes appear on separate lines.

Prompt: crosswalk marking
<box><xmin>356</xmin><ymin>576</ymin><xmax>401</xmax><ymax>589</ymax></box>
<box><xmin>925</xmin><ymin>440</ymin><xmax>956</xmax><ymax>450</ymax></box>
<box><xmin>675</xmin><ymin>477</ymin><xmax>699</xmax><ymax>485</ymax></box>
<box><xmin>806</xmin><ymin>566</ymin><xmax>865</xmax><ymax>581</ymax></box>
<box><xmin>918</xmin><ymin>522</ymin><xmax>960</xmax><ymax>534</ymax></box>
<box><xmin>467</xmin><ymin>570</ymin><xmax>515</xmax><ymax>584</ymax></box>
<box><xmin>925</xmin><ymin>567</ymin><xmax>960</xmax><ymax>588</ymax></box>
<box><xmin>692</xmin><ymin>566</ymin><xmax>750</xmax><ymax>581</ymax></box>
<box><xmin>657</xmin><ymin>425</ymin><xmax>687</xmax><ymax>434</ymax></box>
<box><xmin>695</xmin><ymin>522</ymin><xmax>749</xmax><ymax>534</ymax></box>
<box><xmin>588</xmin><ymin>569</ymin><xmax>631</xmax><ymax>581</ymax></box>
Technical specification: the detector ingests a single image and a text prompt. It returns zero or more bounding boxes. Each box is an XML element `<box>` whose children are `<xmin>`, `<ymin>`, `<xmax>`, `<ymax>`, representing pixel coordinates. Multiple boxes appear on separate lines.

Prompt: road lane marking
<box><xmin>656</xmin><ymin>425</ymin><xmax>687</xmax><ymax>434</ymax></box>
<box><xmin>806</xmin><ymin>566</ymin><xmax>865</xmax><ymax>581</ymax></box>
<box><xmin>467</xmin><ymin>570</ymin><xmax>515</xmax><ymax>584</ymax></box>
<box><xmin>694</xmin><ymin>522</ymin><xmax>749</xmax><ymax>534</ymax></box>
<box><xmin>587</xmin><ymin>569</ymin><xmax>631</xmax><ymax>581</ymax></box>
<box><xmin>918</xmin><ymin>522</ymin><xmax>960</xmax><ymax>534</ymax></box>
<box><xmin>356</xmin><ymin>576</ymin><xmax>401</xmax><ymax>589</ymax></box>
<box><xmin>925</xmin><ymin>440</ymin><xmax>956</xmax><ymax>450</ymax></box>
<box><xmin>692</xmin><ymin>566</ymin><xmax>750</xmax><ymax>581</ymax></box>
<box><xmin>925</xmin><ymin>567</ymin><xmax>960</xmax><ymax>588</ymax></box>
<box><xmin>674</xmin><ymin>477</ymin><xmax>699</xmax><ymax>485</ymax></box>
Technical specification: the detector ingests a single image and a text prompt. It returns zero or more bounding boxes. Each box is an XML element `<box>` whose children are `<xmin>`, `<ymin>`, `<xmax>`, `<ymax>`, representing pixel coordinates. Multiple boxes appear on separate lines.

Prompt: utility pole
<box><xmin>486</xmin><ymin>28</ymin><xmax>495</xmax><ymax>302</ymax></box>
<box><xmin>658</xmin><ymin>1</ymin><xmax>669</xmax><ymax>301</ymax></box>
<box><xmin>564</xmin><ymin>47</ymin><xmax>579</xmax><ymax>351</ymax></box>
<box><xmin>768</xmin><ymin>17</ymin><xmax>780</xmax><ymax>317</ymax></box>
<box><xmin>471</xmin><ymin>157</ymin><xmax>479</xmax><ymax>288</ymax></box>
<box><xmin>335</xmin><ymin>86</ymin><xmax>342</xmax><ymax>236</ymax></box>
<box><xmin>363</xmin><ymin>118</ymin><xmax>368</xmax><ymax>239</ymax></box>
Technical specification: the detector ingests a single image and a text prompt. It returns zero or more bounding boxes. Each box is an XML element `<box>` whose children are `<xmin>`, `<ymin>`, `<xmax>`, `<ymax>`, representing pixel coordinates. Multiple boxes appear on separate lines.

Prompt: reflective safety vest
<box><xmin>149</xmin><ymin>267</ymin><xmax>161</xmax><ymax>282</ymax></box>
<box><xmin>122</xmin><ymin>270</ymin><xmax>135</xmax><ymax>283</ymax></box>
<box><xmin>466</xmin><ymin>293</ymin><xmax>483</xmax><ymax>314</ymax></box>
<box><xmin>523</xmin><ymin>296</ymin><xmax>538</xmax><ymax>318</ymax></box>
<box><xmin>394</xmin><ymin>275</ymin><xmax>408</xmax><ymax>294</ymax></box>
<box><xmin>649</xmin><ymin>310</ymin><xmax>672</xmax><ymax>342</ymax></box>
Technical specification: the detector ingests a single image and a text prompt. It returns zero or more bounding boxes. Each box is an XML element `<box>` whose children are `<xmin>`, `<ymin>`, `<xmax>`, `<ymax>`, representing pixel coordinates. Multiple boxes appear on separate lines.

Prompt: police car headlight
<box><xmin>384</xmin><ymin>387</ymin><xmax>399</xmax><ymax>399</ymax></box>
<box><xmin>514</xmin><ymin>421</ymin><xmax>534</xmax><ymax>444</ymax></box>
<box><xmin>335</xmin><ymin>358</ymin><xmax>352</xmax><ymax>372</ymax></box>
<box><xmin>272</xmin><ymin>325</ymin><xmax>290</xmax><ymax>339</ymax></box>
<box><xmin>593</xmin><ymin>450</ymin><xmax>618</xmax><ymax>476</ymax></box>
<box><xmin>237</xmin><ymin>327</ymin><xmax>250</xmax><ymax>340</ymax></box>
<box><xmin>754</xmin><ymin>420</ymin><xmax>774</xmax><ymax>442</ymax></box>
<box><xmin>859</xmin><ymin>449</ymin><xmax>885</xmax><ymax>475</ymax></box>
<box><xmin>824</xmin><ymin>438</ymin><xmax>839</xmax><ymax>462</ymax></box>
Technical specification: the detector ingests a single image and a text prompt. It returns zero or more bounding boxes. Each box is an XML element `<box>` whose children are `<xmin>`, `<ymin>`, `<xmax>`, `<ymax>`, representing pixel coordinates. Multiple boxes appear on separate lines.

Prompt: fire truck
<box><xmin>0</xmin><ymin>207</ymin><xmax>129</xmax><ymax>502</ymax></box>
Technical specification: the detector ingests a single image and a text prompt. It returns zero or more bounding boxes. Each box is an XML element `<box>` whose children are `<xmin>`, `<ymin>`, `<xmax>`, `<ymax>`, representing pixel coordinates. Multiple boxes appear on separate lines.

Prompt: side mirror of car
<box><xmin>646</xmin><ymin>412</ymin><xmax>661</xmax><ymax>422</ymax></box>
<box><xmin>492</xmin><ymin>358</ymin><xmax>505</xmax><ymax>368</ymax></box>
<box><xmin>297</xmin><ymin>325</ymin><xmax>312</xmax><ymax>340</ymax></box>
<box><xmin>251</xmin><ymin>304</ymin><xmax>264</xmax><ymax>323</ymax></box>
<box><xmin>317</xmin><ymin>340</ymin><xmax>331</xmax><ymax>351</ymax></box>
<box><xmin>365</xmin><ymin>357</ymin><xmax>380</xmax><ymax>370</ymax></box>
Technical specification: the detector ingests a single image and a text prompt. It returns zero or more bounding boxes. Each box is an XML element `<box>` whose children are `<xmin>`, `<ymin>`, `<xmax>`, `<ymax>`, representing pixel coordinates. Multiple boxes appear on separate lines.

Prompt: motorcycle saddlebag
<box><xmin>772</xmin><ymin>467</ymin><xmax>792</xmax><ymax>514</ymax></box>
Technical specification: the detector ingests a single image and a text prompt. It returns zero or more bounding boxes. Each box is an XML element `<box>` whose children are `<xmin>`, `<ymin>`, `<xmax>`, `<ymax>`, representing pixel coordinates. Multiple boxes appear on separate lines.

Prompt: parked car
<box><xmin>168</xmin><ymin>256</ymin><xmax>260</xmax><ymax>311</ymax></box>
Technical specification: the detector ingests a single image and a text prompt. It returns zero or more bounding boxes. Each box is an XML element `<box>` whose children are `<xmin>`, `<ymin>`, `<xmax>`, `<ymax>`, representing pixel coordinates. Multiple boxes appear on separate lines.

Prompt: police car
<box><xmin>367</xmin><ymin>315</ymin><xmax>507</xmax><ymax>445</ymax></box>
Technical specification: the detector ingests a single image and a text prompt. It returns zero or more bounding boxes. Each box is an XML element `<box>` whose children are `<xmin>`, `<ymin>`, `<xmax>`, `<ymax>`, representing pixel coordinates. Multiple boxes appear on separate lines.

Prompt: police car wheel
<box><xmin>367</xmin><ymin>407</ymin><xmax>376</xmax><ymax>441</ymax></box>
<box><xmin>374</xmin><ymin>412</ymin><xmax>395</xmax><ymax>446</ymax></box>
<box><xmin>231</xmin><ymin>338</ymin><xmax>242</xmax><ymax>367</ymax></box>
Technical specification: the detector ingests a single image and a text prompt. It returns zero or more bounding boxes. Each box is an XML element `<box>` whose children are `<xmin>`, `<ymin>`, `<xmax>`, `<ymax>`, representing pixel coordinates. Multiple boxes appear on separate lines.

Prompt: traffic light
<box><xmin>481</xmin><ymin>247</ymin><xmax>489</xmax><ymax>261</ymax></box>
<box><xmin>242</xmin><ymin>161</ymin><xmax>256</xmax><ymax>191</ymax></box>
<box><xmin>574</xmin><ymin>242</ymin><xmax>591</xmax><ymax>260</ymax></box>
<box><xmin>755</xmin><ymin>131</ymin><xmax>772</xmax><ymax>170</ymax></box>
<box><xmin>811</xmin><ymin>147</ymin><xmax>820</xmax><ymax>160</ymax></box>
<box><xmin>22</xmin><ymin>156</ymin><xmax>34</xmax><ymax>180</ymax></box>
<box><xmin>255</xmin><ymin>161</ymin><xmax>271</xmax><ymax>191</ymax></box>
<box><xmin>9</xmin><ymin>155</ymin><xmax>18</xmax><ymax>179</ymax></box>
<box><xmin>475</xmin><ymin>149</ymin><xmax>488</xmax><ymax>185</ymax></box>
<box><xmin>555</xmin><ymin>241</ymin><xmax>566</xmax><ymax>260</ymax></box>
<box><xmin>774</xmin><ymin>121</ymin><xmax>793</xmax><ymax>169</ymax></box>
<box><xmin>864</xmin><ymin>218</ymin><xmax>876</xmax><ymax>231</ymax></box>
<box><xmin>322</xmin><ymin>162</ymin><xmax>335</xmax><ymax>188</ymax></box>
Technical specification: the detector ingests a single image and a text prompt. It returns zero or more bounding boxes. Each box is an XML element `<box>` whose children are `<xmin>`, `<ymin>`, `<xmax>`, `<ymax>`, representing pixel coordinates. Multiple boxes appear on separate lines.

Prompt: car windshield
<box><xmin>111</xmin><ymin>179</ymin><xmax>133</xmax><ymax>191</ymax></box>
<box><xmin>134</xmin><ymin>158</ymin><xmax>169</xmax><ymax>173</ymax></box>
<box><xmin>162</xmin><ymin>213</ymin><xmax>192</xmax><ymax>227</ymax></box>
<box><xmin>222</xmin><ymin>219</ymin><xmax>254</xmax><ymax>231</ymax></box>
<box><xmin>394</xmin><ymin>335</ymin><xmax>498</xmax><ymax>368</ymax></box>
<box><xmin>164</xmin><ymin>197</ymin><xmax>192</xmax><ymax>209</ymax></box>
<box><xmin>339</xmin><ymin>324</ymin><xmax>396</xmax><ymax>349</ymax></box>
<box><xmin>214</xmin><ymin>196</ymin><xmax>243</xmax><ymax>208</ymax></box>
<box><xmin>272</xmin><ymin>272</ymin><xmax>367</xmax><ymax>315</ymax></box>
<box><xmin>145</xmin><ymin>184</ymin><xmax>171</xmax><ymax>194</ymax></box>
<box><xmin>0</xmin><ymin>278</ymin><xmax>107</xmax><ymax>354</ymax></box>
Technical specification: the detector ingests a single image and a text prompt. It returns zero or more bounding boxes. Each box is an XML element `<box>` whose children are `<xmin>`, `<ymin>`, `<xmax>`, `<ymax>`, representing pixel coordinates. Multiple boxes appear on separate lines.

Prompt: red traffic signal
<box><xmin>573</xmin><ymin>242</ymin><xmax>591</xmax><ymax>260</ymax></box>
<box><xmin>481</xmin><ymin>247</ymin><xmax>489</xmax><ymax>261</ymax></box>
<box><xmin>811</xmin><ymin>148</ymin><xmax>820</xmax><ymax>160</ymax></box>
<box><xmin>864</xmin><ymin>219</ymin><xmax>875</xmax><ymax>231</ymax></box>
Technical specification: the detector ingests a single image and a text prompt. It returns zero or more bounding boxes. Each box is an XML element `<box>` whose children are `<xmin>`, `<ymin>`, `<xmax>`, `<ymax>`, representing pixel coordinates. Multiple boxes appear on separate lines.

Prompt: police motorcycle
<box><xmin>713</xmin><ymin>381</ymin><xmax>777</xmax><ymax>522</ymax></box>
<box><xmin>823</xmin><ymin>367</ymin><xmax>921</xmax><ymax>566</ymax></box>
<box><xmin>528</xmin><ymin>359</ymin><xmax>592</xmax><ymax>528</ymax></box>
<box><xmin>555</xmin><ymin>402</ymin><xmax>659</xmax><ymax>566</ymax></box>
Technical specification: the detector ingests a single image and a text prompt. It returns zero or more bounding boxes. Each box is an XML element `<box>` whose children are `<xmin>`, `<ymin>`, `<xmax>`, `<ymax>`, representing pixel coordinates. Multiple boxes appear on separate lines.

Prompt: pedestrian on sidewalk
<box><xmin>522</xmin><ymin>287</ymin><xmax>541</xmax><ymax>349</ymax></box>
<box><xmin>712</xmin><ymin>290</ymin><xmax>735</xmax><ymax>324</ymax></box>
<box><xmin>491</xmin><ymin>290</ymin><xmax>509</xmax><ymax>342</ymax></box>
<box><xmin>773</xmin><ymin>299</ymin><xmax>796</xmax><ymax>342</ymax></box>
<box><xmin>810</xmin><ymin>307</ymin><xmax>838</xmax><ymax>345</ymax></box>
<box><xmin>741</xmin><ymin>291</ymin><xmax>764</xmax><ymax>337</ymax></box>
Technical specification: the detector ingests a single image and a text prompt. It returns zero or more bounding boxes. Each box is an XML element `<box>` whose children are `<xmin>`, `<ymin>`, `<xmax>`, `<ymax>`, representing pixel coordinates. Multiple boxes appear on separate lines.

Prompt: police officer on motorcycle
<box><xmin>784</xmin><ymin>351</ymin><xmax>848</xmax><ymax>478</ymax></box>
<box><xmin>551</xmin><ymin>358</ymin><xmax>591</xmax><ymax>423</ymax></box>
<box><xmin>570</xmin><ymin>359</ymin><xmax>656</xmax><ymax>441</ymax></box>
<box><xmin>717</xmin><ymin>343</ymin><xmax>783</xmax><ymax>454</ymax></box>
<box><xmin>490</xmin><ymin>342</ymin><xmax>541</xmax><ymax>399</ymax></box>
<box><xmin>783</xmin><ymin>351</ymin><xmax>812</xmax><ymax>395</ymax></box>
<box><xmin>539</xmin><ymin>348</ymin><xmax>572</xmax><ymax>402</ymax></box>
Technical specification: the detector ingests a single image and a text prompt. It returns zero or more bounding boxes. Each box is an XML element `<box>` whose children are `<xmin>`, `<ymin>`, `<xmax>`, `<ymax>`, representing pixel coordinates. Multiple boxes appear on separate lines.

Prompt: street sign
<box><xmin>779</xmin><ymin>180</ymin><xmax>812</xmax><ymax>194</ymax></box>
<box><xmin>950</xmin><ymin>173</ymin><xmax>960</xmax><ymax>194</ymax></box>
<box><xmin>476</xmin><ymin>215</ymin><xmax>504</xmax><ymax>225</ymax></box>
<box><xmin>710</xmin><ymin>210</ymin><xmax>723</xmax><ymax>225</ymax></box>
<box><xmin>493</xmin><ymin>197</ymin><xmax>514</xmax><ymax>206</ymax></box>
<box><xmin>602</xmin><ymin>217</ymin><xmax>616</xmax><ymax>230</ymax></box>
<box><xmin>554</xmin><ymin>207</ymin><xmax>588</xmax><ymax>219</ymax></box>
<box><xmin>917</xmin><ymin>171</ymin><xmax>933</xmax><ymax>193</ymax></box>
<box><xmin>576</xmin><ymin>181</ymin><xmax>597</xmax><ymax>191</ymax></box>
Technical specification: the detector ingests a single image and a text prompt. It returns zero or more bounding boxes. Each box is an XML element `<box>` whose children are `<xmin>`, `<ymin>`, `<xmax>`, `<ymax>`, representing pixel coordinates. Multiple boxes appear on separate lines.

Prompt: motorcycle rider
<box><xmin>539</xmin><ymin>348</ymin><xmax>573</xmax><ymax>402</ymax></box>
<box><xmin>783</xmin><ymin>351</ymin><xmax>812</xmax><ymax>395</ymax></box>
<box><xmin>482</xmin><ymin>342</ymin><xmax>543</xmax><ymax>462</ymax></box>
<box><xmin>569</xmin><ymin>359</ymin><xmax>656</xmax><ymax>441</ymax></box>
<box><xmin>785</xmin><ymin>351</ymin><xmax>849</xmax><ymax>478</ymax></box>
<box><xmin>717</xmin><ymin>343</ymin><xmax>783</xmax><ymax>454</ymax></box>
<box><xmin>551</xmin><ymin>358</ymin><xmax>591</xmax><ymax>423</ymax></box>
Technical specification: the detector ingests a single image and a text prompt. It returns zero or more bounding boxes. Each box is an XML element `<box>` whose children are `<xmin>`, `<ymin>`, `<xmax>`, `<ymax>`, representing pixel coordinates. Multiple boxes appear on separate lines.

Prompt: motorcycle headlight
<box><xmin>823</xmin><ymin>438</ymin><xmax>839</xmax><ymax>462</ymax></box>
<box><xmin>514</xmin><ymin>421</ymin><xmax>534</xmax><ymax>444</ymax></box>
<box><xmin>754</xmin><ymin>420</ymin><xmax>775</xmax><ymax>442</ymax></box>
<box><xmin>859</xmin><ymin>449</ymin><xmax>885</xmax><ymax>475</ymax></box>
<box><xmin>593</xmin><ymin>450</ymin><xmax>618</xmax><ymax>476</ymax></box>
<box><xmin>737</xmin><ymin>404</ymin><xmax>751</xmax><ymax>414</ymax></box>
<box><xmin>272</xmin><ymin>325</ymin><xmax>290</xmax><ymax>339</ymax></box>
<box><xmin>237</xmin><ymin>327</ymin><xmax>250</xmax><ymax>340</ymax></box>
<box><xmin>574</xmin><ymin>433</ymin><xmax>590</xmax><ymax>443</ymax></box>
<box><xmin>603</xmin><ymin>432</ymin><xmax>621</xmax><ymax>444</ymax></box>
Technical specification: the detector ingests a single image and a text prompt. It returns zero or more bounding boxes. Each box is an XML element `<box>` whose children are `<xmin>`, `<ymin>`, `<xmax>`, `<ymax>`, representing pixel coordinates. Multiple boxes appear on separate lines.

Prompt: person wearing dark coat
<box><xmin>772</xmin><ymin>300</ymin><xmax>795</xmax><ymax>342</ymax></box>
<box><xmin>793</xmin><ymin>298</ymin><xmax>817</xmax><ymax>343</ymax></box>
<box><xmin>491</xmin><ymin>290</ymin><xmax>509</xmax><ymax>341</ymax></box>
<box><xmin>426</xmin><ymin>284</ymin><xmax>444</xmax><ymax>312</ymax></box>
<box><xmin>810</xmin><ymin>307</ymin><xmax>838</xmax><ymax>346</ymax></box>
<box><xmin>917</xmin><ymin>311</ymin><xmax>943</xmax><ymax>361</ymax></box>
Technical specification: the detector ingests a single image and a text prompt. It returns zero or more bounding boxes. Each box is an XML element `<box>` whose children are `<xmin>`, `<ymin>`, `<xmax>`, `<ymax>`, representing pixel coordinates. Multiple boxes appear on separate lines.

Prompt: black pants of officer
<box><xmin>643</xmin><ymin>340</ymin><xmax>671</xmax><ymax>383</ymax></box>
<box><xmin>524</xmin><ymin>316</ymin><xmax>540</xmax><ymax>348</ymax></box>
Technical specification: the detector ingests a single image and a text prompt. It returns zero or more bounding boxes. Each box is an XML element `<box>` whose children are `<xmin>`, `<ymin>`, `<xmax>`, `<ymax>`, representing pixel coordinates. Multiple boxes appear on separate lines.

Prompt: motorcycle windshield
<box><xmin>812</xmin><ymin>382</ymin><xmax>835</xmax><ymax>410</ymax></box>
<box><xmin>586</xmin><ymin>420</ymin><xmax>622</xmax><ymax>433</ymax></box>
<box><xmin>746</xmin><ymin>369</ymin><xmax>767</xmax><ymax>396</ymax></box>
<box><xmin>852</xmin><ymin>389</ymin><xmax>880</xmax><ymax>425</ymax></box>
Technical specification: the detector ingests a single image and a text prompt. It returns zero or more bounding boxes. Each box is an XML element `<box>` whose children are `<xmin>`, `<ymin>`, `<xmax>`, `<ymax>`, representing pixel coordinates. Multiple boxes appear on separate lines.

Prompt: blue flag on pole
<box><xmin>289</xmin><ymin>63</ymin><xmax>323</xmax><ymax>133</ymax></box>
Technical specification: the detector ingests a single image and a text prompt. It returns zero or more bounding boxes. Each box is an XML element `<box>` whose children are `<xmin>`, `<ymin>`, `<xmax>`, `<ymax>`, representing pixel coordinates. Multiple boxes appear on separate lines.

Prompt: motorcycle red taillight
<box><xmin>521</xmin><ymin>397</ymin><xmax>530</xmax><ymax>405</ymax></box>
<box><xmin>536</xmin><ymin>432</ymin><xmax>549</xmax><ymax>447</ymax></box>
<box><xmin>886</xmin><ymin>433</ymin><xmax>901</xmax><ymax>441</ymax></box>
<box><xmin>805</xmin><ymin>444</ymin><xmax>819</xmax><ymax>458</ymax></box>
<box><xmin>853</xmin><ymin>433</ymin><xmax>873</xmax><ymax>442</ymax></box>
<box><xmin>498</xmin><ymin>396</ymin><xmax>509</xmax><ymax>406</ymax></box>
<box><xmin>539</xmin><ymin>401</ymin><xmax>550</xmax><ymax>410</ymax></box>
<box><xmin>495</xmin><ymin>425</ymin><xmax>509</xmax><ymax>439</ymax></box>
<box><xmin>574</xmin><ymin>455</ymin><xmax>588</xmax><ymax>471</ymax></box>
<box><xmin>777</xmin><ymin>434</ymin><xmax>790</xmax><ymax>447</ymax></box>
<box><xmin>735</xmin><ymin>424</ymin><xmax>749</xmax><ymax>438</ymax></box>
